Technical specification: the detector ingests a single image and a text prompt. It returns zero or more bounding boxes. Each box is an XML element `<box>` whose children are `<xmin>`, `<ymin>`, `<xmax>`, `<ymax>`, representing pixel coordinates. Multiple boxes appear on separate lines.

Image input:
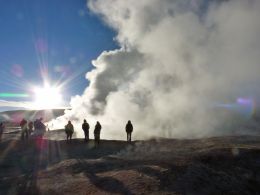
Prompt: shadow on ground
<box><xmin>0</xmin><ymin>135</ymin><xmax>260</xmax><ymax>194</ymax></box>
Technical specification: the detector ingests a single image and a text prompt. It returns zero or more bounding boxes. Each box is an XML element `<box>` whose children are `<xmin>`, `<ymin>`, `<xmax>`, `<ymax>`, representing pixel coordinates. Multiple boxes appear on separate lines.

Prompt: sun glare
<box><xmin>32</xmin><ymin>85</ymin><xmax>62</xmax><ymax>109</ymax></box>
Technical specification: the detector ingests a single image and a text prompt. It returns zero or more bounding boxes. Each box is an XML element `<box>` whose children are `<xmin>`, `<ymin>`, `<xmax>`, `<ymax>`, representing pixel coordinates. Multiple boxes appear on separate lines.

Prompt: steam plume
<box><xmin>50</xmin><ymin>0</ymin><xmax>260</xmax><ymax>140</ymax></box>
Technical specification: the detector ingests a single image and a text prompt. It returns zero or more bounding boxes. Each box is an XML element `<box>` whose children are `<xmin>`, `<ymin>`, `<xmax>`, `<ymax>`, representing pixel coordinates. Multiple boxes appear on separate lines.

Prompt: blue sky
<box><xmin>0</xmin><ymin>0</ymin><xmax>118</xmax><ymax>111</ymax></box>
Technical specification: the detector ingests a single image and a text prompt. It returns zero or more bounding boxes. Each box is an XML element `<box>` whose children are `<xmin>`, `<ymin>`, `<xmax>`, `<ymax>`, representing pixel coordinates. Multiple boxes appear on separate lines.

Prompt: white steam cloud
<box><xmin>50</xmin><ymin>0</ymin><xmax>260</xmax><ymax>140</ymax></box>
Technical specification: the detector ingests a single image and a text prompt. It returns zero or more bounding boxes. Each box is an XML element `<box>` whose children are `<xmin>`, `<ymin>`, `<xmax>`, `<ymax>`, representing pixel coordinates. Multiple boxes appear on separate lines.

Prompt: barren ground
<box><xmin>0</xmin><ymin>130</ymin><xmax>260</xmax><ymax>195</ymax></box>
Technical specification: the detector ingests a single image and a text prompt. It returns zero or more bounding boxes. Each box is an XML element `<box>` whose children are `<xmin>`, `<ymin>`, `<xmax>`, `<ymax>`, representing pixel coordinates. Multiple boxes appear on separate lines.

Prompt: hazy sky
<box><xmin>0</xmin><ymin>0</ymin><xmax>117</xmax><ymax>111</ymax></box>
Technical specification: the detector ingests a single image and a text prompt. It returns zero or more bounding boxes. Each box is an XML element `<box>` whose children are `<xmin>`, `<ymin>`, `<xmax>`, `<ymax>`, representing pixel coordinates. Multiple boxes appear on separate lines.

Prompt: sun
<box><xmin>32</xmin><ymin>84</ymin><xmax>62</xmax><ymax>109</ymax></box>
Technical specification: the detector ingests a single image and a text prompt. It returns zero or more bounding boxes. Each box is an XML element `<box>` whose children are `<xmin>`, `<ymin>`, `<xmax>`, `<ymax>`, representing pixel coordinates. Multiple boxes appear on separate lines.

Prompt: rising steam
<box><xmin>49</xmin><ymin>0</ymin><xmax>260</xmax><ymax>140</ymax></box>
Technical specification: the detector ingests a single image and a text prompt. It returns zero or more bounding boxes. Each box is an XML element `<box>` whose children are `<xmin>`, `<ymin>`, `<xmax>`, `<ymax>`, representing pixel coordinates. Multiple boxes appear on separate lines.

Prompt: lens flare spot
<box><xmin>54</xmin><ymin>65</ymin><xmax>70</xmax><ymax>76</ymax></box>
<box><xmin>215</xmin><ymin>97</ymin><xmax>256</xmax><ymax>119</ymax></box>
<box><xmin>35</xmin><ymin>38</ymin><xmax>48</xmax><ymax>53</ymax></box>
<box><xmin>11</xmin><ymin>64</ymin><xmax>24</xmax><ymax>78</ymax></box>
<box><xmin>0</xmin><ymin>93</ymin><xmax>29</xmax><ymax>98</ymax></box>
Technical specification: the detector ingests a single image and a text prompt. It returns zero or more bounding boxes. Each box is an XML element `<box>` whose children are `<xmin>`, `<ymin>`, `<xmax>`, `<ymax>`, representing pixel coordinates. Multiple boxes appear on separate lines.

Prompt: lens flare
<box><xmin>11</xmin><ymin>64</ymin><xmax>24</xmax><ymax>78</ymax></box>
<box><xmin>35</xmin><ymin>38</ymin><xmax>48</xmax><ymax>53</ymax></box>
<box><xmin>215</xmin><ymin>97</ymin><xmax>256</xmax><ymax>119</ymax></box>
<box><xmin>32</xmin><ymin>84</ymin><xmax>62</xmax><ymax>109</ymax></box>
<box><xmin>0</xmin><ymin>93</ymin><xmax>29</xmax><ymax>98</ymax></box>
<box><xmin>236</xmin><ymin>97</ymin><xmax>256</xmax><ymax>118</ymax></box>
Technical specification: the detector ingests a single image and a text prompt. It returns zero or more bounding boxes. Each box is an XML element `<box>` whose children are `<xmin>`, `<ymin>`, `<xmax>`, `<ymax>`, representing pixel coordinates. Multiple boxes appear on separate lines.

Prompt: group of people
<box><xmin>0</xmin><ymin>118</ymin><xmax>134</xmax><ymax>144</ymax></box>
<box><xmin>64</xmin><ymin>119</ymin><xmax>134</xmax><ymax>145</ymax></box>
<box><xmin>64</xmin><ymin>120</ymin><xmax>104</xmax><ymax>145</ymax></box>
<box><xmin>19</xmin><ymin>118</ymin><xmax>46</xmax><ymax>139</ymax></box>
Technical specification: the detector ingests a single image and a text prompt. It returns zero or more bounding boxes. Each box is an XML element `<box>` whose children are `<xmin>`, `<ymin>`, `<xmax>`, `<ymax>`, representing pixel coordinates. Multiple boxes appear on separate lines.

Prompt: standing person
<box><xmin>20</xmin><ymin>118</ymin><xmax>28</xmax><ymax>140</ymax></box>
<box><xmin>32</xmin><ymin>118</ymin><xmax>46</xmax><ymax>137</ymax></box>
<box><xmin>82</xmin><ymin>119</ymin><xmax>90</xmax><ymax>142</ymax></box>
<box><xmin>94</xmin><ymin>121</ymin><xmax>101</xmax><ymax>146</ymax></box>
<box><xmin>38</xmin><ymin>118</ymin><xmax>46</xmax><ymax>132</ymax></box>
<box><xmin>125</xmin><ymin>120</ymin><xmax>133</xmax><ymax>142</ymax></box>
<box><xmin>0</xmin><ymin>122</ymin><xmax>5</xmax><ymax>141</ymax></box>
<box><xmin>65</xmin><ymin>121</ymin><xmax>74</xmax><ymax>142</ymax></box>
<box><xmin>28</xmin><ymin>121</ymin><xmax>33</xmax><ymax>135</ymax></box>
<box><xmin>34</xmin><ymin>119</ymin><xmax>39</xmax><ymax>130</ymax></box>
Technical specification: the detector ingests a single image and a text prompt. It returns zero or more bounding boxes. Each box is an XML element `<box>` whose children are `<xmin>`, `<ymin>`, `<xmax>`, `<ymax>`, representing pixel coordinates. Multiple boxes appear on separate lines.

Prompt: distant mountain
<box><xmin>0</xmin><ymin>109</ymin><xmax>66</xmax><ymax>126</ymax></box>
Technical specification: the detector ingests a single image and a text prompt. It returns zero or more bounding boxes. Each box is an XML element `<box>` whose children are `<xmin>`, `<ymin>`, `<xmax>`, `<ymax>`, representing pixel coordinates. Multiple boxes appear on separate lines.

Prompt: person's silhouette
<box><xmin>94</xmin><ymin>121</ymin><xmax>101</xmax><ymax>146</ymax></box>
<box><xmin>28</xmin><ymin>121</ymin><xmax>33</xmax><ymax>135</ymax></box>
<box><xmin>125</xmin><ymin>120</ymin><xmax>133</xmax><ymax>142</ymax></box>
<box><xmin>65</xmin><ymin>121</ymin><xmax>74</xmax><ymax>142</ymax></box>
<box><xmin>0</xmin><ymin>122</ymin><xmax>4</xmax><ymax>141</ymax></box>
<box><xmin>20</xmin><ymin>118</ymin><xmax>28</xmax><ymax>140</ymax></box>
<box><xmin>82</xmin><ymin>119</ymin><xmax>90</xmax><ymax>142</ymax></box>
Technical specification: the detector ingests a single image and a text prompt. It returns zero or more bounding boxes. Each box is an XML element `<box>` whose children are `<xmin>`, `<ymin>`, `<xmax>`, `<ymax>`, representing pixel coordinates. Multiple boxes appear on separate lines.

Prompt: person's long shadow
<box><xmin>87</xmin><ymin>171</ymin><xmax>134</xmax><ymax>195</ymax></box>
<box><xmin>0</xmin><ymin>139</ymin><xmax>42</xmax><ymax>195</ymax></box>
<box><xmin>71</xmin><ymin>156</ymin><xmax>184</xmax><ymax>194</ymax></box>
<box><xmin>73</xmin><ymin>159</ymin><xmax>134</xmax><ymax>195</ymax></box>
<box><xmin>0</xmin><ymin>137</ymin><xmax>67</xmax><ymax>194</ymax></box>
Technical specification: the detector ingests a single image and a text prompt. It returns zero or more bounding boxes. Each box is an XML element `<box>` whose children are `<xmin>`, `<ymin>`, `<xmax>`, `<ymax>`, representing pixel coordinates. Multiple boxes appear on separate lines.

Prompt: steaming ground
<box><xmin>1</xmin><ymin>129</ymin><xmax>260</xmax><ymax>194</ymax></box>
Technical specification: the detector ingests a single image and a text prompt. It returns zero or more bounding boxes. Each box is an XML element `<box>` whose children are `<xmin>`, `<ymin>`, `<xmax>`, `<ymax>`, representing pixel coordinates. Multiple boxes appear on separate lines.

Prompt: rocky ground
<box><xmin>0</xmin><ymin>130</ymin><xmax>260</xmax><ymax>195</ymax></box>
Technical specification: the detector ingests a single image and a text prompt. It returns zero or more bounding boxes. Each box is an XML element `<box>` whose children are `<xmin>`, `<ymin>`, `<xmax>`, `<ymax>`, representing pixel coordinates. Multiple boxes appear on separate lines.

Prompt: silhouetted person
<box><xmin>125</xmin><ymin>120</ymin><xmax>133</xmax><ymax>142</ymax></box>
<box><xmin>0</xmin><ymin>122</ymin><xmax>4</xmax><ymax>141</ymax></box>
<box><xmin>94</xmin><ymin>121</ymin><xmax>101</xmax><ymax>145</ymax></box>
<box><xmin>20</xmin><ymin>118</ymin><xmax>28</xmax><ymax>140</ymax></box>
<box><xmin>82</xmin><ymin>119</ymin><xmax>90</xmax><ymax>142</ymax></box>
<box><xmin>65</xmin><ymin>121</ymin><xmax>74</xmax><ymax>141</ymax></box>
<box><xmin>32</xmin><ymin>118</ymin><xmax>46</xmax><ymax>137</ymax></box>
<box><xmin>33</xmin><ymin>119</ymin><xmax>39</xmax><ymax>130</ymax></box>
<box><xmin>38</xmin><ymin>118</ymin><xmax>46</xmax><ymax>131</ymax></box>
<box><xmin>28</xmin><ymin>121</ymin><xmax>33</xmax><ymax>135</ymax></box>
